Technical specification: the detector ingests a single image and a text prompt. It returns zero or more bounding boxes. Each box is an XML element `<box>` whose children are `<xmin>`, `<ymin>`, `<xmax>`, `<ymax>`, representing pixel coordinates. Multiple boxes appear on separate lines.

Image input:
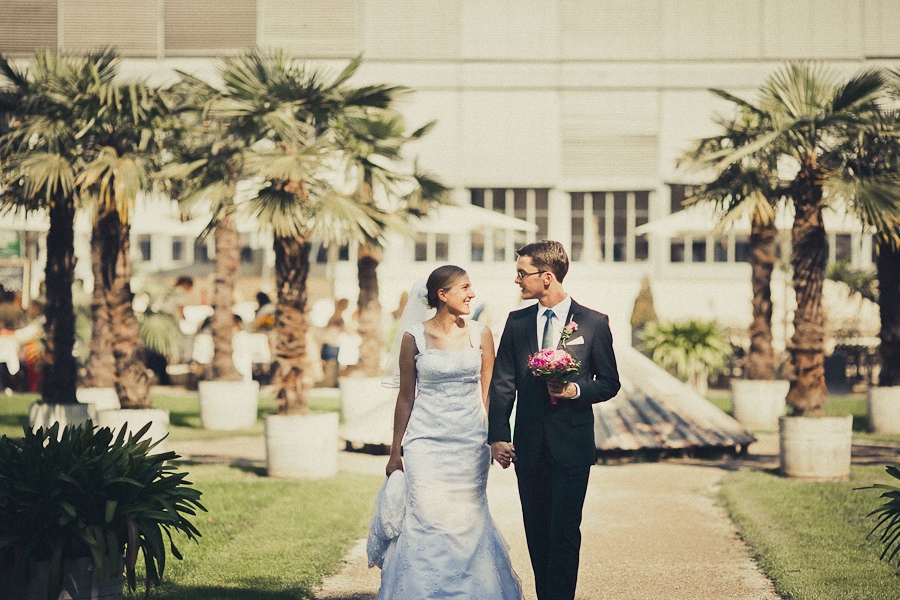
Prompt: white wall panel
<box><xmin>762</xmin><ymin>0</ymin><xmax>863</xmax><ymax>59</ymax></box>
<box><xmin>391</xmin><ymin>91</ymin><xmax>461</xmax><ymax>185</ymax></box>
<box><xmin>661</xmin><ymin>0</ymin><xmax>762</xmax><ymax>59</ymax></box>
<box><xmin>258</xmin><ymin>0</ymin><xmax>360</xmax><ymax>57</ymax></box>
<box><xmin>461</xmin><ymin>0</ymin><xmax>557</xmax><ymax>60</ymax></box>
<box><xmin>460</xmin><ymin>91</ymin><xmax>559</xmax><ymax>186</ymax></box>
<box><xmin>658</xmin><ymin>90</ymin><xmax>743</xmax><ymax>183</ymax></box>
<box><xmin>561</xmin><ymin>91</ymin><xmax>659</xmax><ymax>180</ymax></box>
<box><xmin>61</xmin><ymin>0</ymin><xmax>159</xmax><ymax>57</ymax></box>
<box><xmin>561</xmin><ymin>0</ymin><xmax>661</xmax><ymax>60</ymax></box>
<box><xmin>364</xmin><ymin>0</ymin><xmax>460</xmax><ymax>60</ymax></box>
<box><xmin>0</xmin><ymin>0</ymin><xmax>57</xmax><ymax>55</ymax></box>
<box><xmin>864</xmin><ymin>0</ymin><xmax>900</xmax><ymax>57</ymax></box>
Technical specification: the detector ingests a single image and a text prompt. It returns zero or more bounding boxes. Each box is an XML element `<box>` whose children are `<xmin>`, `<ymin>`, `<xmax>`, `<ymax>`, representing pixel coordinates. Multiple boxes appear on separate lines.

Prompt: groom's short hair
<box><xmin>516</xmin><ymin>240</ymin><xmax>569</xmax><ymax>283</ymax></box>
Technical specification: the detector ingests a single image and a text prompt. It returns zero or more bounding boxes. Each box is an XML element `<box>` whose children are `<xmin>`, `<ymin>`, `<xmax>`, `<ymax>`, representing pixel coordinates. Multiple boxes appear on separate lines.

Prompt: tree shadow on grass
<box><xmin>173</xmin><ymin>458</ymin><xmax>267</xmax><ymax>477</ymax></box>
<box><xmin>0</xmin><ymin>413</ymin><xmax>28</xmax><ymax>434</ymax></box>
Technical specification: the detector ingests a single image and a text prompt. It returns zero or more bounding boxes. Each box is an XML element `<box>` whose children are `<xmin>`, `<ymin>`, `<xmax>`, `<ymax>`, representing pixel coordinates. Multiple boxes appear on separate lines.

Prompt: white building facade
<box><xmin>2</xmin><ymin>0</ymin><xmax>897</xmax><ymax>344</ymax></box>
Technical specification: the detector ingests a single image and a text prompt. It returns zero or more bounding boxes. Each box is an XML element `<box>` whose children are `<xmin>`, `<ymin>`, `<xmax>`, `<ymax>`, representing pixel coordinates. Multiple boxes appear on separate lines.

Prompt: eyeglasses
<box><xmin>515</xmin><ymin>270</ymin><xmax>546</xmax><ymax>282</ymax></box>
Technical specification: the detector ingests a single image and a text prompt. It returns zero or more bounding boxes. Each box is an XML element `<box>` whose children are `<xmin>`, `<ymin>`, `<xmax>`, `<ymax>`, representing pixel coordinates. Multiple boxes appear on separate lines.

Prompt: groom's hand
<box><xmin>491</xmin><ymin>441</ymin><xmax>516</xmax><ymax>469</ymax></box>
<box><xmin>547</xmin><ymin>380</ymin><xmax>578</xmax><ymax>399</ymax></box>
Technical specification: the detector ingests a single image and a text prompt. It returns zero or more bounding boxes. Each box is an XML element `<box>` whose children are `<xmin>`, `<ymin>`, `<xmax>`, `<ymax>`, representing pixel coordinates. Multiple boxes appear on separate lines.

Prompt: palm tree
<box><xmin>829</xmin><ymin>102</ymin><xmax>900</xmax><ymax>387</ymax></box>
<box><xmin>157</xmin><ymin>76</ymin><xmax>245</xmax><ymax>382</ymax></box>
<box><xmin>0</xmin><ymin>50</ymin><xmax>122</xmax><ymax>405</ymax></box>
<box><xmin>681</xmin><ymin>102</ymin><xmax>786</xmax><ymax>381</ymax></box>
<box><xmin>336</xmin><ymin>110</ymin><xmax>448</xmax><ymax>376</ymax></box>
<box><xmin>75</xmin><ymin>75</ymin><xmax>170</xmax><ymax>409</ymax></box>
<box><xmin>714</xmin><ymin>63</ymin><xmax>887</xmax><ymax>416</ymax></box>
<box><xmin>210</xmin><ymin>50</ymin><xmax>400</xmax><ymax>414</ymax></box>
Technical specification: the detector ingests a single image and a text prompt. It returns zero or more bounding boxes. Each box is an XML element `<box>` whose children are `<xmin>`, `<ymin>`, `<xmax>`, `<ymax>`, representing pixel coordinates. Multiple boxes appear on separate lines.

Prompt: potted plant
<box><xmin>0</xmin><ymin>420</ymin><xmax>205</xmax><ymax>599</ymax></box>
<box><xmin>640</xmin><ymin>319</ymin><xmax>732</xmax><ymax>397</ymax></box>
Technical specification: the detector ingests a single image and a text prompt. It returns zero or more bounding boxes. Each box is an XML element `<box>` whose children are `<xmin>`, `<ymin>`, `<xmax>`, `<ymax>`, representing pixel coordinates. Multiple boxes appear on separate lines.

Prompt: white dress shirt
<box><xmin>536</xmin><ymin>295</ymin><xmax>572</xmax><ymax>350</ymax></box>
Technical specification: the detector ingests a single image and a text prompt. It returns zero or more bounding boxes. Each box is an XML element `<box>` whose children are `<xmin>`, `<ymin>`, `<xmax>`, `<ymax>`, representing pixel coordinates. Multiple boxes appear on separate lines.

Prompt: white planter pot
<box><xmin>265</xmin><ymin>412</ymin><xmax>339</xmax><ymax>479</ymax></box>
<box><xmin>730</xmin><ymin>379</ymin><xmax>789</xmax><ymax>430</ymax></box>
<box><xmin>29</xmin><ymin>403</ymin><xmax>91</xmax><ymax>435</ymax></box>
<box><xmin>198</xmin><ymin>380</ymin><xmax>260</xmax><ymax>430</ymax></box>
<box><xmin>868</xmin><ymin>386</ymin><xmax>900</xmax><ymax>434</ymax></box>
<box><xmin>96</xmin><ymin>409</ymin><xmax>170</xmax><ymax>455</ymax></box>
<box><xmin>779</xmin><ymin>415</ymin><xmax>853</xmax><ymax>481</ymax></box>
<box><xmin>76</xmin><ymin>387</ymin><xmax>121</xmax><ymax>420</ymax></box>
<box><xmin>26</xmin><ymin>555</ymin><xmax>123</xmax><ymax>600</ymax></box>
<box><xmin>339</xmin><ymin>376</ymin><xmax>394</xmax><ymax>424</ymax></box>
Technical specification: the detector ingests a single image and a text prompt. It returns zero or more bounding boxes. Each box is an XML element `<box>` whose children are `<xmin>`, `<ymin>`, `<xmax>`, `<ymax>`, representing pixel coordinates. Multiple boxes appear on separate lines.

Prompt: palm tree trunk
<box><xmin>96</xmin><ymin>209</ymin><xmax>149</xmax><ymax>408</ymax></box>
<box><xmin>41</xmin><ymin>197</ymin><xmax>78</xmax><ymax>404</ymax></box>
<box><xmin>273</xmin><ymin>235</ymin><xmax>312</xmax><ymax>415</ymax></box>
<box><xmin>744</xmin><ymin>216</ymin><xmax>778</xmax><ymax>380</ymax></box>
<box><xmin>210</xmin><ymin>214</ymin><xmax>241</xmax><ymax>381</ymax></box>
<box><xmin>82</xmin><ymin>219</ymin><xmax>117</xmax><ymax>388</ymax></box>
<box><xmin>876</xmin><ymin>240</ymin><xmax>900</xmax><ymax>387</ymax></box>
<box><xmin>786</xmin><ymin>173</ymin><xmax>829</xmax><ymax>416</ymax></box>
<box><xmin>356</xmin><ymin>244</ymin><xmax>383</xmax><ymax>377</ymax></box>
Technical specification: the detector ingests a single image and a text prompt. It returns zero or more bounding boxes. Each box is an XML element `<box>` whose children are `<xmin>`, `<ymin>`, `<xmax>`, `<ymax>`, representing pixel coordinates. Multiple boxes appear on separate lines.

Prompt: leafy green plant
<box><xmin>860</xmin><ymin>464</ymin><xmax>900</xmax><ymax>566</ymax></box>
<box><xmin>641</xmin><ymin>320</ymin><xmax>732</xmax><ymax>394</ymax></box>
<box><xmin>0</xmin><ymin>420</ymin><xmax>206</xmax><ymax>598</ymax></box>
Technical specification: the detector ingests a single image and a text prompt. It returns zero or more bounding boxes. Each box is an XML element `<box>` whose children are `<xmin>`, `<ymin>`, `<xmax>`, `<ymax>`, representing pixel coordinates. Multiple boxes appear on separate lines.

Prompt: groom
<box><xmin>489</xmin><ymin>240</ymin><xmax>620</xmax><ymax>600</ymax></box>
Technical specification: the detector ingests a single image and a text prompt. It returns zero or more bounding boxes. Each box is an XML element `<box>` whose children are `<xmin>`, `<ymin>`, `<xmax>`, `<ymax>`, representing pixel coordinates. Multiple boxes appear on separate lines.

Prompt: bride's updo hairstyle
<box><xmin>426</xmin><ymin>265</ymin><xmax>467</xmax><ymax>309</ymax></box>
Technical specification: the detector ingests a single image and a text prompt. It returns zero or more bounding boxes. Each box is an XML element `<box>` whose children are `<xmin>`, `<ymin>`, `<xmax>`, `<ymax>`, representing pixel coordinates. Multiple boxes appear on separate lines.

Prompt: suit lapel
<box><xmin>523</xmin><ymin>304</ymin><xmax>540</xmax><ymax>356</ymax></box>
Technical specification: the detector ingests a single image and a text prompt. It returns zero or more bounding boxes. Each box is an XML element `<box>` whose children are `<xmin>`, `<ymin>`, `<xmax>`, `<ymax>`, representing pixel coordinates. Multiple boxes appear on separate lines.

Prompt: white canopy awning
<box><xmin>635</xmin><ymin>203</ymin><xmax>869</xmax><ymax>236</ymax></box>
<box><xmin>413</xmin><ymin>204</ymin><xmax>538</xmax><ymax>234</ymax></box>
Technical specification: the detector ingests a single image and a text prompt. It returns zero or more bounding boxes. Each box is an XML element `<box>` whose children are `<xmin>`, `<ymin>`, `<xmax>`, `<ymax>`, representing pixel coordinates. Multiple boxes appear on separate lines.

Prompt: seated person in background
<box><xmin>0</xmin><ymin>289</ymin><xmax>27</xmax><ymax>332</ymax></box>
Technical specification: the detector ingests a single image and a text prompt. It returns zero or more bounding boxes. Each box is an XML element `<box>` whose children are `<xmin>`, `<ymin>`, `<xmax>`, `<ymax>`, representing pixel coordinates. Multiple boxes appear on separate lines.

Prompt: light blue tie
<box><xmin>541</xmin><ymin>309</ymin><xmax>555</xmax><ymax>349</ymax></box>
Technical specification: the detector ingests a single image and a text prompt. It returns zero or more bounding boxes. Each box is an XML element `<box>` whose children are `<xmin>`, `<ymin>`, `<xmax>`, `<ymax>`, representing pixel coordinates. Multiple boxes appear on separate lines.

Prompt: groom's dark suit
<box><xmin>489</xmin><ymin>299</ymin><xmax>619</xmax><ymax>600</ymax></box>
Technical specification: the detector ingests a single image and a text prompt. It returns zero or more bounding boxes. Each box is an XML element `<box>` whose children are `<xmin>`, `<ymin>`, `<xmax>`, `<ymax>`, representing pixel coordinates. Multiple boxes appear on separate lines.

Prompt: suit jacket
<box><xmin>488</xmin><ymin>299</ymin><xmax>620</xmax><ymax>468</ymax></box>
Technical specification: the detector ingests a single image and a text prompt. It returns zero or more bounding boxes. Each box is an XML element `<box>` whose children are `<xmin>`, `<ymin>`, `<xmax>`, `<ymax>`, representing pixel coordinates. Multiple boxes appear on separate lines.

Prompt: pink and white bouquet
<box><xmin>527</xmin><ymin>319</ymin><xmax>581</xmax><ymax>385</ymax></box>
<box><xmin>527</xmin><ymin>348</ymin><xmax>581</xmax><ymax>383</ymax></box>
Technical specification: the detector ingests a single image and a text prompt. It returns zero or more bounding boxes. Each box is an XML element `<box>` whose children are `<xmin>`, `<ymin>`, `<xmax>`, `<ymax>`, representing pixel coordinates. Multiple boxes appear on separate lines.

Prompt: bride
<box><xmin>372</xmin><ymin>265</ymin><xmax>522</xmax><ymax>599</ymax></box>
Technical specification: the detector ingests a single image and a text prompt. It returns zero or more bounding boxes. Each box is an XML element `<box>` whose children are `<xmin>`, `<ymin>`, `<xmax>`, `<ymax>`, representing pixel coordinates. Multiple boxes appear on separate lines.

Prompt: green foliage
<box><xmin>859</xmin><ymin>465</ymin><xmax>900</xmax><ymax>566</ymax></box>
<box><xmin>641</xmin><ymin>320</ymin><xmax>732</xmax><ymax>388</ymax></box>
<box><xmin>0</xmin><ymin>420</ymin><xmax>205</xmax><ymax>598</ymax></box>
<box><xmin>827</xmin><ymin>259</ymin><xmax>879</xmax><ymax>303</ymax></box>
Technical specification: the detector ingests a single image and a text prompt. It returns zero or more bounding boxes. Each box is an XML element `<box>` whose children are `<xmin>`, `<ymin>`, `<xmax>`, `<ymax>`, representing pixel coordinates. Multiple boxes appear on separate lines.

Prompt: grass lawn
<box><xmin>720</xmin><ymin>465</ymin><xmax>900</xmax><ymax>600</ymax></box>
<box><xmin>122</xmin><ymin>463</ymin><xmax>383</xmax><ymax>600</ymax></box>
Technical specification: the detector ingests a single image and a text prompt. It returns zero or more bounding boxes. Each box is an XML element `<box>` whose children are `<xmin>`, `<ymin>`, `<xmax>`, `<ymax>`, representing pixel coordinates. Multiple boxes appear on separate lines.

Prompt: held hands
<box><xmin>386</xmin><ymin>454</ymin><xmax>404</xmax><ymax>477</ymax></box>
<box><xmin>490</xmin><ymin>441</ymin><xmax>516</xmax><ymax>469</ymax></box>
<box><xmin>547</xmin><ymin>380</ymin><xmax>577</xmax><ymax>400</ymax></box>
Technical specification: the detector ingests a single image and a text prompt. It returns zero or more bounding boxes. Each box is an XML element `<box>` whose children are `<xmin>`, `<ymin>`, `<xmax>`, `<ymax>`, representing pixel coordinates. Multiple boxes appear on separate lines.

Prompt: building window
<box><xmin>668</xmin><ymin>184</ymin><xmax>697</xmax><ymax>214</ymax></box>
<box><xmin>691</xmin><ymin>238</ymin><xmax>707</xmax><ymax>263</ymax></box>
<box><xmin>195</xmin><ymin>240</ymin><xmax>212</xmax><ymax>264</ymax></box>
<box><xmin>734</xmin><ymin>235</ymin><xmax>750</xmax><ymax>262</ymax></box>
<box><xmin>138</xmin><ymin>235</ymin><xmax>151</xmax><ymax>262</ymax></box>
<box><xmin>832</xmin><ymin>233</ymin><xmax>852</xmax><ymax>264</ymax></box>
<box><xmin>468</xmin><ymin>188</ymin><xmax>548</xmax><ymax>262</ymax></box>
<box><xmin>338</xmin><ymin>244</ymin><xmax>350</xmax><ymax>261</ymax></box>
<box><xmin>414</xmin><ymin>233</ymin><xmax>450</xmax><ymax>262</ymax></box>
<box><xmin>670</xmin><ymin>238</ymin><xmax>685</xmax><ymax>263</ymax></box>
<box><xmin>172</xmin><ymin>239</ymin><xmax>184</xmax><ymax>262</ymax></box>
<box><xmin>714</xmin><ymin>238</ymin><xmax>728</xmax><ymax>262</ymax></box>
<box><xmin>569</xmin><ymin>191</ymin><xmax>650</xmax><ymax>263</ymax></box>
<box><xmin>414</xmin><ymin>233</ymin><xmax>428</xmax><ymax>262</ymax></box>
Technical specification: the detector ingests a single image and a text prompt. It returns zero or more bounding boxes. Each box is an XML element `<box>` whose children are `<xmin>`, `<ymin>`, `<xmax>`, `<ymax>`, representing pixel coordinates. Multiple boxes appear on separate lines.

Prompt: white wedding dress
<box><xmin>375</xmin><ymin>321</ymin><xmax>522</xmax><ymax>600</ymax></box>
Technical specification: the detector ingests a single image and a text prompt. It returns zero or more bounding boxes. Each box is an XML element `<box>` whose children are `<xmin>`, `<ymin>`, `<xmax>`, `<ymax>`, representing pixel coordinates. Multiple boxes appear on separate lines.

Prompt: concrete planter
<box><xmin>76</xmin><ymin>387</ymin><xmax>121</xmax><ymax>420</ymax></box>
<box><xmin>868</xmin><ymin>386</ymin><xmax>900</xmax><ymax>434</ymax></box>
<box><xmin>779</xmin><ymin>415</ymin><xmax>853</xmax><ymax>481</ymax></box>
<box><xmin>730</xmin><ymin>379</ymin><xmax>789</xmax><ymax>430</ymax></box>
<box><xmin>264</xmin><ymin>412</ymin><xmax>339</xmax><ymax>479</ymax></box>
<box><xmin>339</xmin><ymin>376</ymin><xmax>394</xmax><ymax>424</ymax></box>
<box><xmin>26</xmin><ymin>555</ymin><xmax>122</xmax><ymax>600</ymax></box>
<box><xmin>96</xmin><ymin>409</ymin><xmax>170</xmax><ymax>455</ymax></box>
<box><xmin>29</xmin><ymin>402</ymin><xmax>91</xmax><ymax>435</ymax></box>
<box><xmin>198</xmin><ymin>380</ymin><xmax>259</xmax><ymax>430</ymax></box>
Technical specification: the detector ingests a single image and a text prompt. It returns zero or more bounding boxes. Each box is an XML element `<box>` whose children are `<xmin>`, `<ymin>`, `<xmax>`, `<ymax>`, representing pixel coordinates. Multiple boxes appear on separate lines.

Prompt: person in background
<box><xmin>0</xmin><ymin>287</ymin><xmax>26</xmax><ymax>332</ymax></box>
<box><xmin>319</xmin><ymin>298</ymin><xmax>348</xmax><ymax>387</ymax></box>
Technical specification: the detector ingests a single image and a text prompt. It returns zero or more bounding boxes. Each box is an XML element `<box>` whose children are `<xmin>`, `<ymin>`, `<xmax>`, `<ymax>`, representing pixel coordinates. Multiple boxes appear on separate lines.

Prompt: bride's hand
<box><xmin>386</xmin><ymin>454</ymin><xmax>404</xmax><ymax>476</ymax></box>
